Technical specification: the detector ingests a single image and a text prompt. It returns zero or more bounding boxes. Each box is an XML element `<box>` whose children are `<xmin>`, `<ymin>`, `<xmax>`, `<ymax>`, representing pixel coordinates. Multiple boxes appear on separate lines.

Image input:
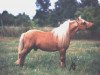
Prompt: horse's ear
<box><xmin>78</xmin><ymin>16</ymin><xmax>81</xmax><ymax>19</ymax></box>
<box><xmin>77</xmin><ymin>16</ymin><xmax>81</xmax><ymax>20</ymax></box>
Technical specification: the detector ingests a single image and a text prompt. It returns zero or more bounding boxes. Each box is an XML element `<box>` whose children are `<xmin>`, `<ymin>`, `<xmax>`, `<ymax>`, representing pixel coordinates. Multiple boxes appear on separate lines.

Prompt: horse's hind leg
<box><xmin>18</xmin><ymin>48</ymin><xmax>31</xmax><ymax>66</ymax></box>
<box><xmin>15</xmin><ymin>49</ymin><xmax>23</xmax><ymax>65</ymax></box>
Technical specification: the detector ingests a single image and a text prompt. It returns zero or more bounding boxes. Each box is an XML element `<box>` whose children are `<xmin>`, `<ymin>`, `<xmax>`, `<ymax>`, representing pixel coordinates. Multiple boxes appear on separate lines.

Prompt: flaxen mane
<box><xmin>52</xmin><ymin>20</ymin><xmax>70</xmax><ymax>46</ymax></box>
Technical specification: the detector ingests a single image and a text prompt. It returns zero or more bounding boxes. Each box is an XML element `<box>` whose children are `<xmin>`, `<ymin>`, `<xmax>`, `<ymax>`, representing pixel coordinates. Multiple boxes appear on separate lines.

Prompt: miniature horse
<box><xmin>15</xmin><ymin>17</ymin><xmax>93</xmax><ymax>67</ymax></box>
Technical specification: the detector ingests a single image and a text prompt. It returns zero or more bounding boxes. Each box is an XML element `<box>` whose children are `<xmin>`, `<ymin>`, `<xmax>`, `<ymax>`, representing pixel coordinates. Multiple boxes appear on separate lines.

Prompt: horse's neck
<box><xmin>69</xmin><ymin>21</ymin><xmax>78</xmax><ymax>38</ymax></box>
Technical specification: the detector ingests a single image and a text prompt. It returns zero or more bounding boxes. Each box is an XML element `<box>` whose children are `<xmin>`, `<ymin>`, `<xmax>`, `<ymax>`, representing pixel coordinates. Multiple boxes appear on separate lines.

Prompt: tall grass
<box><xmin>0</xmin><ymin>37</ymin><xmax>100</xmax><ymax>75</ymax></box>
<box><xmin>0</xmin><ymin>26</ymin><xmax>53</xmax><ymax>37</ymax></box>
<box><xmin>0</xmin><ymin>26</ymin><xmax>30</xmax><ymax>37</ymax></box>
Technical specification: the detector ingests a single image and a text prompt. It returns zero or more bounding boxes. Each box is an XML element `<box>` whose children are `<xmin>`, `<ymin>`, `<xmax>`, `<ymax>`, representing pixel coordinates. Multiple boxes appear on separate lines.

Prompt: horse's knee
<box><xmin>59</xmin><ymin>50</ymin><xmax>66</xmax><ymax>67</ymax></box>
<box><xmin>60</xmin><ymin>56</ymin><xmax>65</xmax><ymax>62</ymax></box>
<box><xmin>60</xmin><ymin>58</ymin><xmax>66</xmax><ymax>67</ymax></box>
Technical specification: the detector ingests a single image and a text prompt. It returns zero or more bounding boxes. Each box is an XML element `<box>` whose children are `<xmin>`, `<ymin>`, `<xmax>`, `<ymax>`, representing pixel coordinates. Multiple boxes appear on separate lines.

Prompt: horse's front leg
<box><xmin>59</xmin><ymin>49</ymin><xmax>66</xmax><ymax>68</ymax></box>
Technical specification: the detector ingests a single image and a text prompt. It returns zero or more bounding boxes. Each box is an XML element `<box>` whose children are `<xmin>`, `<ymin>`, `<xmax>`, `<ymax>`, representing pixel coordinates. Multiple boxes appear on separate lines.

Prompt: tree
<box><xmin>55</xmin><ymin>0</ymin><xmax>78</xmax><ymax>19</ymax></box>
<box><xmin>0</xmin><ymin>10</ymin><xmax>31</xmax><ymax>26</ymax></box>
<box><xmin>81</xmin><ymin>0</ymin><xmax>99</xmax><ymax>7</ymax></box>
<box><xmin>15</xmin><ymin>13</ymin><xmax>31</xmax><ymax>26</ymax></box>
<box><xmin>48</xmin><ymin>0</ymin><xmax>78</xmax><ymax>26</ymax></box>
<box><xmin>1</xmin><ymin>10</ymin><xmax>9</xmax><ymax>25</ymax></box>
<box><xmin>75</xmin><ymin>7</ymin><xmax>95</xmax><ymax>21</ymax></box>
<box><xmin>0</xmin><ymin>13</ymin><xmax>2</xmax><ymax>26</ymax></box>
<box><xmin>92</xmin><ymin>7</ymin><xmax>100</xmax><ymax>32</ymax></box>
<box><xmin>33</xmin><ymin>0</ymin><xmax>51</xmax><ymax>26</ymax></box>
<box><xmin>33</xmin><ymin>0</ymin><xmax>79</xmax><ymax>27</ymax></box>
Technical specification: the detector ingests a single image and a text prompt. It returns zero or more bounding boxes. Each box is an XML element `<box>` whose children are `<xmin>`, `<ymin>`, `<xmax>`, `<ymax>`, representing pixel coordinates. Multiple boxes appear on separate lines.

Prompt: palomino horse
<box><xmin>15</xmin><ymin>17</ymin><xmax>93</xmax><ymax>67</ymax></box>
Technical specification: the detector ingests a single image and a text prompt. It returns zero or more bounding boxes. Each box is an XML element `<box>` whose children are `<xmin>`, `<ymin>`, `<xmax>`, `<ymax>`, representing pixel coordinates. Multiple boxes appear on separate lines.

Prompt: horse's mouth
<box><xmin>86</xmin><ymin>22</ymin><xmax>93</xmax><ymax>29</ymax></box>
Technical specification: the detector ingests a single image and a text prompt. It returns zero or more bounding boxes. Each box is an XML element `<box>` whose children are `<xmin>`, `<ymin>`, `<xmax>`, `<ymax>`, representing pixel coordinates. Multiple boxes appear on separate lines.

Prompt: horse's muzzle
<box><xmin>87</xmin><ymin>22</ymin><xmax>93</xmax><ymax>28</ymax></box>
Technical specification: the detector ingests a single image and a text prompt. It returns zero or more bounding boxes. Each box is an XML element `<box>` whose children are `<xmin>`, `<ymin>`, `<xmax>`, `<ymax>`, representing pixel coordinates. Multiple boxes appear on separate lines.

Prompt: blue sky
<box><xmin>0</xmin><ymin>0</ymin><xmax>99</xmax><ymax>19</ymax></box>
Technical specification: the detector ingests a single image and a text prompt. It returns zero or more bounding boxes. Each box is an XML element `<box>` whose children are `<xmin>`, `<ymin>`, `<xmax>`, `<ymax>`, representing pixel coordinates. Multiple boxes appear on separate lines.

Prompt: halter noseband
<box><xmin>75</xmin><ymin>20</ymin><xmax>88</xmax><ymax>29</ymax></box>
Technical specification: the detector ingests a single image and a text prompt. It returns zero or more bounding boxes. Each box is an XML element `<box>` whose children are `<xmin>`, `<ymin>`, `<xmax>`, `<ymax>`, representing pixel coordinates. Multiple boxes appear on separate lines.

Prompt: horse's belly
<box><xmin>39</xmin><ymin>47</ymin><xmax>58</xmax><ymax>52</ymax></box>
<box><xmin>41</xmin><ymin>46</ymin><xmax>58</xmax><ymax>52</ymax></box>
<box><xmin>36</xmin><ymin>42</ymin><xmax>58</xmax><ymax>52</ymax></box>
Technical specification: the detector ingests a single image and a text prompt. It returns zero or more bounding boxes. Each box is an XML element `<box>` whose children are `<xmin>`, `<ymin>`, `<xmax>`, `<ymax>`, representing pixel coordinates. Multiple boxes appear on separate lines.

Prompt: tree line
<box><xmin>0</xmin><ymin>11</ymin><xmax>31</xmax><ymax>27</ymax></box>
<box><xmin>0</xmin><ymin>0</ymin><xmax>100</xmax><ymax>32</ymax></box>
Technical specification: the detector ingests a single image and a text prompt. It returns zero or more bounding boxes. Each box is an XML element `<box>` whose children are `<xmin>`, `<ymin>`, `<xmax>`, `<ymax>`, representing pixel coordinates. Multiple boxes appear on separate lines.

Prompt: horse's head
<box><xmin>76</xmin><ymin>16</ymin><xmax>93</xmax><ymax>30</ymax></box>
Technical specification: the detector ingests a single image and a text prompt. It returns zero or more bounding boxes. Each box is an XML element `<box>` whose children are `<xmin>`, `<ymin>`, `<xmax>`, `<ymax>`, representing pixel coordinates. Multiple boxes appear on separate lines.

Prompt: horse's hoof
<box><xmin>15</xmin><ymin>60</ymin><xmax>20</xmax><ymax>65</ymax></box>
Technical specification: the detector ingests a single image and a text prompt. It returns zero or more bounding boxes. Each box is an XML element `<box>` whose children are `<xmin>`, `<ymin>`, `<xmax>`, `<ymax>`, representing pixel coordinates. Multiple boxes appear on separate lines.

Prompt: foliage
<box><xmin>55</xmin><ymin>0</ymin><xmax>78</xmax><ymax>19</ymax></box>
<box><xmin>33</xmin><ymin>0</ymin><xmax>100</xmax><ymax>30</ymax></box>
<box><xmin>0</xmin><ymin>11</ymin><xmax>15</xmax><ymax>26</ymax></box>
<box><xmin>0</xmin><ymin>11</ymin><xmax>31</xmax><ymax>27</ymax></box>
<box><xmin>34</xmin><ymin>0</ymin><xmax>78</xmax><ymax>26</ymax></box>
<box><xmin>33</xmin><ymin>0</ymin><xmax>51</xmax><ymax>26</ymax></box>
<box><xmin>30</xmin><ymin>20</ymin><xmax>39</xmax><ymax>27</ymax></box>
<box><xmin>15</xmin><ymin>13</ymin><xmax>31</xmax><ymax>27</ymax></box>
<box><xmin>75</xmin><ymin>7</ymin><xmax>95</xmax><ymax>21</ymax></box>
<box><xmin>81</xmin><ymin>0</ymin><xmax>99</xmax><ymax>7</ymax></box>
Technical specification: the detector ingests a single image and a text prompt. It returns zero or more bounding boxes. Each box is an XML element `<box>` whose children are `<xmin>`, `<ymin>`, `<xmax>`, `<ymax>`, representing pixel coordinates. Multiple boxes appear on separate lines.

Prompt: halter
<box><xmin>75</xmin><ymin>20</ymin><xmax>80</xmax><ymax>29</ymax></box>
<box><xmin>75</xmin><ymin>20</ymin><xmax>88</xmax><ymax>29</ymax></box>
<box><xmin>75</xmin><ymin>20</ymin><xmax>79</xmax><ymax>25</ymax></box>
<box><xmin>70</xmin><ymin>20</ymin><xmax>79</xmax><ymax>33</ymax></box>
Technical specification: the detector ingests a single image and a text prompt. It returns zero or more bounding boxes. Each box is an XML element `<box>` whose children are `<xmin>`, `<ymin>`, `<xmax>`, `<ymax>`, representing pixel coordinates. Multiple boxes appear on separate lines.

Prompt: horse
<box><xmin>15</xmin><ymin>16</ymin><xmax>93</xmax><ymax>67</ymax></box>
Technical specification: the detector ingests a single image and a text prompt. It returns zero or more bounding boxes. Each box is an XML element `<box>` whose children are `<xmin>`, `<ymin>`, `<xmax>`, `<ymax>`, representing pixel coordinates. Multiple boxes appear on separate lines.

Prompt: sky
<box><xmin>0</xmin><ymin>0</ymin><xmax>57</xmax><ymax>19</ymax></box>
<box><xmin>0</xmin><ymin>0</ymin><xmax>100</xmax><ymax>19</ymax></box>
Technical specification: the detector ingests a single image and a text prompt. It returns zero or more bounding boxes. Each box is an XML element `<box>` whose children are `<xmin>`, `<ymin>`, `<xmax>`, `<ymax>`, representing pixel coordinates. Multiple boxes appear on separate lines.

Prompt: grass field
<box><xmin>0</xmin><ymin>37</ymin><xmax>100</xmax><ymax>75</ymax></box>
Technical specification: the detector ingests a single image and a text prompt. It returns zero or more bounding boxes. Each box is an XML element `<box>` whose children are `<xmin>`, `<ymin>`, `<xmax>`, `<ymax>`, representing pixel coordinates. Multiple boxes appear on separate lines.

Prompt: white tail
<box><xmin>18</xmin><ymin>33</ymin><xmax>25</xmax><ymax>54</ymax></box>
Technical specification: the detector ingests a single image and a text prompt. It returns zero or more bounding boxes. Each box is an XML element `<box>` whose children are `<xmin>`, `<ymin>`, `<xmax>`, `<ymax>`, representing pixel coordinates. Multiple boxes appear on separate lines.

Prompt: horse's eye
<box><xmin>83</xmin><ymin>22</ymin><xmax>86</xmax><ymax>25</ymax></box>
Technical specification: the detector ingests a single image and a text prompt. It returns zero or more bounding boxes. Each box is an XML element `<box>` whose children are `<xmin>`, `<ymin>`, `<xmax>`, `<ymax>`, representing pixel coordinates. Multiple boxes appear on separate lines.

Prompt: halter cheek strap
<box><xmin>75</xmin><ymin>20</ymin><xmax>80</xmax><ymax>29</ymax></box>
<box><xmin>75</xmin><ymin>20</ymin><xmax>88</xmax><ymax>29</ymax></box>
<box><xmin>75</xmin><ymin>20</ymin><xmax>79</xmax><ymax>25</ymax></box>
<box><xmin>70</xmin><ymin>21</ymin><xmax>79</xmax><ymax>33</ymax></box>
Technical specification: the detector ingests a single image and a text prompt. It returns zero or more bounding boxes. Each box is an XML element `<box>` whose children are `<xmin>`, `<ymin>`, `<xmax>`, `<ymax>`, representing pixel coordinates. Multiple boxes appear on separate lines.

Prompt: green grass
<box><xmin>0</xmin><ymin>37</ymin><xmax>100</xmax><ymax>75</ymax></box>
